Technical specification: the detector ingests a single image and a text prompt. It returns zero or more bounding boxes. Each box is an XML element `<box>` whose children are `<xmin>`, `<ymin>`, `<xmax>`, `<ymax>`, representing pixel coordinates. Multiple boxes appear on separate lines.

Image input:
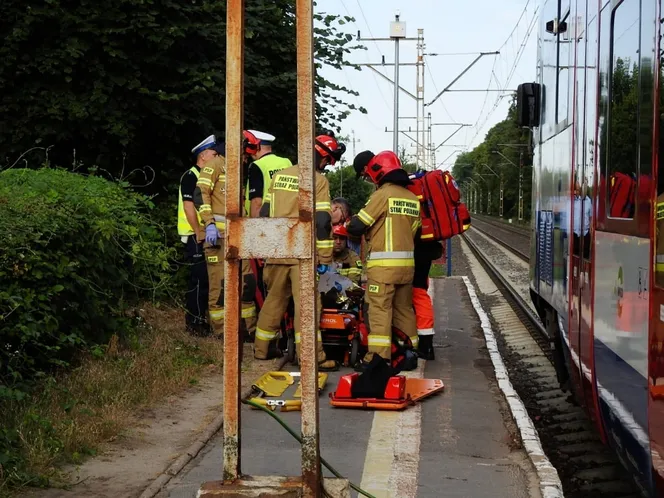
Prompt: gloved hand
<box><xmin>205</xmin><ymin>224</ymin><xmax>220</xmax><ymax>246</ymax></box>
<box><xmin>334</xmin><ymin>282</ymin><xmax>342</xmax><ymax>292</ymax></box>
<box><xmin>317</xmin><ymin>264</ymin><xmax>329</xmax><ymax>275</ymax></box>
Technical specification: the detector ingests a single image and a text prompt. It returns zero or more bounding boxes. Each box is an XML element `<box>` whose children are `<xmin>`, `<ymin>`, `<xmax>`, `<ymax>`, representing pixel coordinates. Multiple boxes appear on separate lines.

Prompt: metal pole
<box><xmin>487</xmin><ymin>190</ymin><xmax>491</xmax><ymax>215</ymax></box>
<box><xmin>296</xmin><ymin>0</ymin><xmax>321</xmax><ymax>494</ymax></box>
<box><xmin>222</xmin><ymin>0</ymin><xmax>243</xmax><ymax>482</ymax></box>
<box><xmin>393</xmin><ymin>35</ymin><xmax>400</xmax><ymax>153</ymax></box>
<box><xmin>499</xmin><ymin>178</ymin><xmax>504</xmax><ymax>218</ymax></box>
<box><xmin>518</xmin><ymin>151</ymin><xmax>524</xmax><ymax>222</ymax></box>
<box><xmin>446</xmin><ymin>238</ymin><xmax>452</xmax><ymax>276</ymax></box>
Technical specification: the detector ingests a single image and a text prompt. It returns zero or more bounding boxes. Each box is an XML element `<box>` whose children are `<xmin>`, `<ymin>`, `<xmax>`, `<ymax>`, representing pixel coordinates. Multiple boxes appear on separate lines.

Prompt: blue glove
<box><xmin>317</xmin><ymin>264</ymin><xmax>328</xmax><ymax>275</ymax></box>
<box><xmin>205</xmin><ymin>224</ymin><xmax>219</xmax><ymax>246</ymax></box>
<box><xmin>334</xmin><ymin>282</ymin><xmax>342</xmax><ymax>292</ymax></box>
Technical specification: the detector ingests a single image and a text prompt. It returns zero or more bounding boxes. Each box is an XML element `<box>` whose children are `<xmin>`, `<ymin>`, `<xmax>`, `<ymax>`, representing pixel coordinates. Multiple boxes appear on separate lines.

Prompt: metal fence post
<box><xmin>295</xmin><ymin>0</ymin><xmax>321</xmax><ymax>495</ymax></box>
<box><xmin>198</xmin><ymin>0</ymin><xmax>333</xmax><ymax>495</ymax></box>
<box><xmin>222</xmin><ymin>0</ymin><xmax>244</xmax><ymax>483</ymax></box>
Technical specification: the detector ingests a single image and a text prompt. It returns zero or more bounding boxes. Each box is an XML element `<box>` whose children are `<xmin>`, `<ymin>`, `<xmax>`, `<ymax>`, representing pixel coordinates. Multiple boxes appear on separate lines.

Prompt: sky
<box><xmin>318</xmin><ymin>0</ymin><xmax>539</xmax><ymax>170</ymax></box>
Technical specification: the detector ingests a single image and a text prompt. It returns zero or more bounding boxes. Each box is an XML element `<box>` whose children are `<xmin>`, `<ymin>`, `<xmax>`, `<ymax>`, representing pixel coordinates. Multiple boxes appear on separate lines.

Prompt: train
<box><xmin>516</xmin><ymin>0</ymin><xmax>664</xmax><ymax>495</ymax></box>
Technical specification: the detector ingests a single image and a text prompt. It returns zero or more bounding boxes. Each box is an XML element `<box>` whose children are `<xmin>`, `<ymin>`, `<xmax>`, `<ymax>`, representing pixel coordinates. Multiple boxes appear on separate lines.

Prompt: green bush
<box><xmin>0</xmin><ymin>167</ymin><xmax>176</xmax><ymax>389</ymax></box>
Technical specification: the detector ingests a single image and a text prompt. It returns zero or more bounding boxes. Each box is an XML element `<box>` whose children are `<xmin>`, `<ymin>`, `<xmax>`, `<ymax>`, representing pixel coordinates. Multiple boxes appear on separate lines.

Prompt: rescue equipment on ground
<box><xmin>407</xmin><ymin>170</ymin><xmax>471</xmax><ymax>241</ymax></box>
<box><xmin>329</xmin><ymin>372</ymin><xmax>444</xmax><ymax>410</ymax></box>
<box><xmin>247</xmin><ymin>371</ymin><xmax>328</xmax><ymax>412</ymax></box>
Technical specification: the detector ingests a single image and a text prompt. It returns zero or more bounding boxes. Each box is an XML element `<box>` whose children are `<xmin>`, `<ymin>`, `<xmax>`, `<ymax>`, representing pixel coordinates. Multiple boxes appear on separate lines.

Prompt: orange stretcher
<box><xmin>329</xmin><ymin>372</ymin><xmax>444</xmax><ymax>410</ymax></box>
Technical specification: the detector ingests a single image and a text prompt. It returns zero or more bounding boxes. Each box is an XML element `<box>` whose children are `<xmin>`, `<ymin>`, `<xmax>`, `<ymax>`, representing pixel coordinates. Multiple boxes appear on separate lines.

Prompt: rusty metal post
<box><xmin>295</xmin><ymin>0</ymin><xmax>321</xmax><ymax>497</ymax></box>
<box><xmin>222</xmin><ymin>0</ymin><xmax>244</xmax><ymax>483</ymax></box>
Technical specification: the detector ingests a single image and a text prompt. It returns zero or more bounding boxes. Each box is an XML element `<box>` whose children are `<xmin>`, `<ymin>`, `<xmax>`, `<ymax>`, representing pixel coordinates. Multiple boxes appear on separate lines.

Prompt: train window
<box><xmin>541</xmin><ymin>0</ymin><xmax>559</xmax><ymax>129</ymax></box>
<box><xmin>556</xmin><ymin>0</ymin><xmax>571</xmax><ymax>123</ymax></box>
<box><xmin>606</xmin><ymin>0</ymin><xmax>640</xmax><ymax>220</ymax></box>
<box><xmin>656</xmin><ymin>6</ymin><xmax>664</xmax><ymax>287</ymax></box>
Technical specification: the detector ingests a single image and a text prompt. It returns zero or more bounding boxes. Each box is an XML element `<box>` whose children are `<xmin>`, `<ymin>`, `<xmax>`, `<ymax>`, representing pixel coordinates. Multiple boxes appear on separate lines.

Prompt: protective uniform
<box><xmin>178</xmin><ymin>165</ymin><xmax>209</xmax><ymax>335</ymax></box>
<box><xmin>254</xmin><ymin>134</ymin><xmax>345</xmax><ymax>370</ymax></box>
<box><xmin>194</xmin><ymin>153</ymin><xmax>257</xmax><ymax>337</ymax></box>
<box><xmin>332</xmin><ymin>225</ymin><xmax>363</xmax><ymax>286</ymax></box>
<box><xmin>348</xmin><ymin>151</ymin><xmax>421</xmax><ymax>362</ymax></box>
<box><xmin>412</xmin><ymin>239</ymin><xmax>443</xmax><ymax>360</ymax></box>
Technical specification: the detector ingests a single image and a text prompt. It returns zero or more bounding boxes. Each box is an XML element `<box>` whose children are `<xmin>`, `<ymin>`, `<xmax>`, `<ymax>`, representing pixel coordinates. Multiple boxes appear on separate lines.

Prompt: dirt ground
<box><xmin>19</xmin><ymin>345</ymin><xmax>280</xmax><ymax>498</ymax></box>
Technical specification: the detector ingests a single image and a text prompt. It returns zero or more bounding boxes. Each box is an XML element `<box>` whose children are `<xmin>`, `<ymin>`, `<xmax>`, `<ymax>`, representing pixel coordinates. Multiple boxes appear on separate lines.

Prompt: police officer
<box><xmin>332</xmin><ymin>224</ymin><xmax>363</xmax><ymax>286</ymax></box>
<box><xmin>192</xmin><ymin>135</ymin><xmax>257</xmax><ymax>338</ymax></box>
<box><xmin>254</xmin><ymin>134</ymin><xmax>346</xmax><ymax>371</ymax></box>
<box><xmin>243</xmin><ymin>130</ymin><xmax>292</xmax><ymax>218</ymax></box>
<box><xmin>348</xmin><ymin>150</ymin><xmax>420</xmax><ymax>369</ymax></box>
<box><xmin>177</xmin><ymin>137</ymin><xmax>220</xmax><ymax>336</ymax></box>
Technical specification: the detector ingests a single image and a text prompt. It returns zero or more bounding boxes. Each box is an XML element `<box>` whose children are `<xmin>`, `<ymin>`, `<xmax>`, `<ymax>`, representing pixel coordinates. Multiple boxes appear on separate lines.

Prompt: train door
<box><xmin>594</xmin><ymin>0</ymin><xmax>655</xmax><ymax>491</ymax></box>
<box><xmin>570</xmin><ymin>0</ymin><xmax>603</xmax><ymax>431</ymax></box>
<box><xmin>649</xmin><ymin>0</ymin><xmax>664</xmax><ymax>490</ymax></box>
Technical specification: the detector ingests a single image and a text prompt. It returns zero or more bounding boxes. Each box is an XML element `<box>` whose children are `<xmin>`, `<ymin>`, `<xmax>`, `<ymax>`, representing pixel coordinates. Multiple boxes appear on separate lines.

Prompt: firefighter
<box><xmin>177</xmin><ymin>141</ymin><xmax>218</xmax><ymax>336</ymax></box>
<box><xmin>348</xmin><ymin>150</ymin><xmax>420</xmax><ymax>369</ymax></box>
<box><xmin>192</xmin><ymin>135</ymin><xmax>257</xmax><ymax>339</ymax></box>
<box><xmin>332</xmin><ymin>224</ymin><xmax>363</xmax><ymax>286</ymax></box>
<box><xmin>243</xmin><ymin>130</ymin><xmax>292</xmax><ymax>218</ymax></box>
<box><xmin>254</xmin><ymin>133</ymin><xmax>346</xmax><ymax>371</ymax></box>
<box><xmin>413</xmin><ymin>238</ymin><xmax>443</xmax><ymax>360</ymax></box>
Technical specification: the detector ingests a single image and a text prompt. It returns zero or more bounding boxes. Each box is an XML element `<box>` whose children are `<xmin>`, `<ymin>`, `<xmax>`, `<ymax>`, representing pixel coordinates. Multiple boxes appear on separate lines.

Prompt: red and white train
<box><xmin>517</xmin><ymin>0</ymin><xmax>664</xmax><ymax>495</ymax></box>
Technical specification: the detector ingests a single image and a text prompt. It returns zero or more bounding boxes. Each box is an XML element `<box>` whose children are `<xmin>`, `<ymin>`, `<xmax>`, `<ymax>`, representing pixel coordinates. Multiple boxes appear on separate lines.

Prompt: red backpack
<box><xmin>407</xmin><ymin>170</ymin><xmax>471</xmax><ymax>241</ymax></box>
<box><xmin>609</xmin><ymin>172</ymin><xmax>636</xmax><ymax>219</ymax></box>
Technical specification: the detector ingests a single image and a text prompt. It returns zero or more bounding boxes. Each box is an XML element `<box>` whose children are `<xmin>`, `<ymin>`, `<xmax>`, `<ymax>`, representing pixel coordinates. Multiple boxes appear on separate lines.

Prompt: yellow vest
<box><xmin>177</xmin><ymin>166</ymin><xmax>202</xmax><ymax>238</ymax></box>
<box><xmin>244</xmin><ymin>154</ymin><xmax>292</xmax><ymax>215</ymax></box>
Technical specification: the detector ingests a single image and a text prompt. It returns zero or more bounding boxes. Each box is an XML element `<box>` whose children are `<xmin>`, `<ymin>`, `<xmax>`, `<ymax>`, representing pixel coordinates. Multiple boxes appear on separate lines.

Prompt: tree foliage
<box><xmin>0</xmin><ymin>0</ymin><xmax>367</xmax><ymax>195</ymax></box>
<box><xmin>326</xmin><ymin>165</ymin><xmax>374</xmax><ymax>214</ymax></box>
<box><xmin>452</xmin><ymin>98</ymin><xmax>532</xmax><ymax>219</ymax></box>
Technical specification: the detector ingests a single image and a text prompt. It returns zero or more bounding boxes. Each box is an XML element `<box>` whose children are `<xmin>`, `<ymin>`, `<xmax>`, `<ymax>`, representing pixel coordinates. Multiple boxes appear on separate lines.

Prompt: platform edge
<box><xmin>461</xmin><ymin>275</ymin><xmax>565</xmax><ymax>498</ymax></box>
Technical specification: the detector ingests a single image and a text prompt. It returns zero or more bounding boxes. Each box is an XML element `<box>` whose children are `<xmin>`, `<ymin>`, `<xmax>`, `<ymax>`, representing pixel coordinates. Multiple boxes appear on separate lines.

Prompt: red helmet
<box><xmin>315</xmin><ymin>135</ymin><xmax>346</xmax><ymax>167</ymax></box>
<box><xmin>364</xmin><ymin>151</ymin><xmax>403</xmax><ymax>184</ymax></box>
<box><xmin>242</xmin><ymin>130</ymin><xmax>260</xmax><ymax>155</ymax></box>
<box><xmin>332</xmin><ymin>224</ymin><xmax>348</xmax><ymax>237</ymax></box>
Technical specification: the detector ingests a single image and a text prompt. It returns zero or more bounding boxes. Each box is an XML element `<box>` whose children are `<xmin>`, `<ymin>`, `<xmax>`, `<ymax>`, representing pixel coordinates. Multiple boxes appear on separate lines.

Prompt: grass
<box><xmin>429</xmin><ymin>263</ymin><xmax>447</xmax><ymax>278</ymax></box>
<box><xmin>0</xmin><ymin>305</ymin><xmax>224</xmax><ymax>496</ymax></box>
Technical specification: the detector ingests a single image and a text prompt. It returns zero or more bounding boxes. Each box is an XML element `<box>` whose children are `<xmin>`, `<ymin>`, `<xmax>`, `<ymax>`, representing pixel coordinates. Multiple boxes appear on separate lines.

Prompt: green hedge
<box><xmin>0</xmin><ymin>168</ymin><xmax>175</xmax><ymax>390</ymax></box>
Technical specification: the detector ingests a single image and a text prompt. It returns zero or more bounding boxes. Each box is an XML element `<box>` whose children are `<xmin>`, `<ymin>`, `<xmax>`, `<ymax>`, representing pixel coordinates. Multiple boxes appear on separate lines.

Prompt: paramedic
<box><xmin>413</xmin><ymin>239</ymin><xmax>443</xmax><ymax>360</ymax></box>
<box><xmin>348</xmin><ymin>150</ymin><xmax>420</xmax><ymax>369</ymax></box>
<box><xmin>193</xmin><ymin>135</ymin><xmax>257</xmax><ymax>338</ymax></box>
<box><xmin>254</xmin><ymin>133</ymin><xmax>346</xmax><ymax>371</ymax></box>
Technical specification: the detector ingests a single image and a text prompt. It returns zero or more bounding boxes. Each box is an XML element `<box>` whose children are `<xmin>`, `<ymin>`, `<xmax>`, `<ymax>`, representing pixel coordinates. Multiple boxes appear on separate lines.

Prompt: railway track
<box><xmin>462</xmin><ymin>232</ymin><xmax>643</xmax><ymax>498</ymax></box>
<box><xmin>471</xmin><ymin>215</ymin><xmax>530</xmax><ymax>262</ymax></box>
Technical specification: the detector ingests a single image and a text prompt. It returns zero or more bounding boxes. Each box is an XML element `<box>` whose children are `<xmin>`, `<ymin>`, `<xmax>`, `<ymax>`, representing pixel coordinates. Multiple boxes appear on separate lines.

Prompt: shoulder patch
<box><xmin>203</xmin><ymin>167</ymin><xmax>214</xmax><ymax>174</ymax></box>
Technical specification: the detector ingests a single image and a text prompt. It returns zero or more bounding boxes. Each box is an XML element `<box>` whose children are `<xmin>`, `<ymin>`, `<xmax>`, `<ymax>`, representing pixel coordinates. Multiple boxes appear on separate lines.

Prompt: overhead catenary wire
<box><xmin>467</xmin><ymin>1</ymin><xmax>538</xmax><ymax>147</ymax></box>
<box><xmin>339</xmin><ymin>0</ymin><xmax>392</xmax><ymax>110</ymax></box>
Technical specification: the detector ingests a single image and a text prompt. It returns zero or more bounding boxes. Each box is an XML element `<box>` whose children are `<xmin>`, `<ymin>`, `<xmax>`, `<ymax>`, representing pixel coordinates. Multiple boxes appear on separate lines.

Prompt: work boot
<box><xmin>416</xmin><ymin>335</ymin><xmax>435</xmax><ymax>361</ymax></box>
<box><xmin>354</xmin><ymin>352</ymin><xmax>388</xmax><ymax>373</ymax></box>
<box><xmin>319</xmin><ymin>359</ymin><xmax>340</xmax><ymax>372</ymax></box>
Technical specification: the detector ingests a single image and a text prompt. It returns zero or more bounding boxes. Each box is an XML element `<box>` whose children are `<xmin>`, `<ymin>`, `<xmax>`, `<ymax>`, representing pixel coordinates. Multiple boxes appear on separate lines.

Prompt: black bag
<box><xmin>351</xmin><ymin>355</ymin><xmax>394</xmax><ymax>399</ymax></box>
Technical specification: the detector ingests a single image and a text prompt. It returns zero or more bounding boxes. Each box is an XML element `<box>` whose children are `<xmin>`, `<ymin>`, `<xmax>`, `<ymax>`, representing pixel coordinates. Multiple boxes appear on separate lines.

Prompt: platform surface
<box><xmin>158</xmin><ymin>278</ymin><xmax>536</xmax><ymax>498</ymax></box>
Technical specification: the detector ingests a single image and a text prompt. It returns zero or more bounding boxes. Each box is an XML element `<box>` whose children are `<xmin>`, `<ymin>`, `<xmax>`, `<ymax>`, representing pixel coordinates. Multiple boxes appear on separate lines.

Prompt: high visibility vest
<box><xmin>177</xmin><ymin>166</ymin><xmax>202</xmax><ymax>237</ymax></box>
<box><xmin>244</xmin><ymin>154</ymin><xmax>292</xmax><ymax>216</ymax></box>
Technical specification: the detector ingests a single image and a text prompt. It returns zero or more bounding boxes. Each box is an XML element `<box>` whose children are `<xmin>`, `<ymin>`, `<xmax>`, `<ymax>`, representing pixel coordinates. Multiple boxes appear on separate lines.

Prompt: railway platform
<box><xmin>158</xmin><ymin>277</ymin><xmax>541</xmax><ymax>498</ymax></box>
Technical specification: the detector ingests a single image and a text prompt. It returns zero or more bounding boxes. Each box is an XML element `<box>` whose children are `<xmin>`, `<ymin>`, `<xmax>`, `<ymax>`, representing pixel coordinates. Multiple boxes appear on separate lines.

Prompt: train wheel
<box><xmin>547</xmin><ymin>308</ymin><xmax>570</xmax><ymax>391</ymax></box>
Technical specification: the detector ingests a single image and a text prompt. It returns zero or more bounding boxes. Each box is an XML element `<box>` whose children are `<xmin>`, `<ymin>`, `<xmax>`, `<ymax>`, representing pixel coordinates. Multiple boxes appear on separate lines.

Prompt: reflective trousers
<box><xmin>413</xmin><ymin>285</ymin><xmax>434</xmax><ymax>337</ymax></box>
<box><xmin>364</xmin><ymin>279</ymin><xmax>418</xmax><ymax>359</ymax></box>
<box><xmin>204</xmin><ymin>239</ymin><xmax>257</xmax><ymax>337</ymax></box>
<box><xmin>254</xmin><ymin>263</ymin><xmax>326</xmax><ymax>362</ymax></box>
<box><xmin>184</xmin><ymin>236</ymin><xmax>209</xmax><ymax>331</ymax></box>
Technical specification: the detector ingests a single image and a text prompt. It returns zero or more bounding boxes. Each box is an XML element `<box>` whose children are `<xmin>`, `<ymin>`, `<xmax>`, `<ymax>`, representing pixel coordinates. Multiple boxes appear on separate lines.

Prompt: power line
<box><xmin>339</xmin><ymin>0</ymin><xmax>392</xmax><ymax>109</ymax></box>
<box><xmin>423</xmin><ymin>55</ymin><xmax>456</xmax><ymax>122</ymax></box>
<box><xmin>468</xmin><ymin>5</ymin><xmax>538</xmax><ymax>146</ymax></box>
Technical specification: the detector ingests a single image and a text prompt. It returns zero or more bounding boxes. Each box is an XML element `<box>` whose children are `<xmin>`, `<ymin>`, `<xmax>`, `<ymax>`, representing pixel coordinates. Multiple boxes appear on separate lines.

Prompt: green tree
<box><xmin>0</xmin><ymin>0</ymin><xmax>367</xmax><ymax>194</ymax></box>
<box><xmin>326</xmin><ymin>165</ymin><xmax>373</xmax><ymax>214</ymax></box>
